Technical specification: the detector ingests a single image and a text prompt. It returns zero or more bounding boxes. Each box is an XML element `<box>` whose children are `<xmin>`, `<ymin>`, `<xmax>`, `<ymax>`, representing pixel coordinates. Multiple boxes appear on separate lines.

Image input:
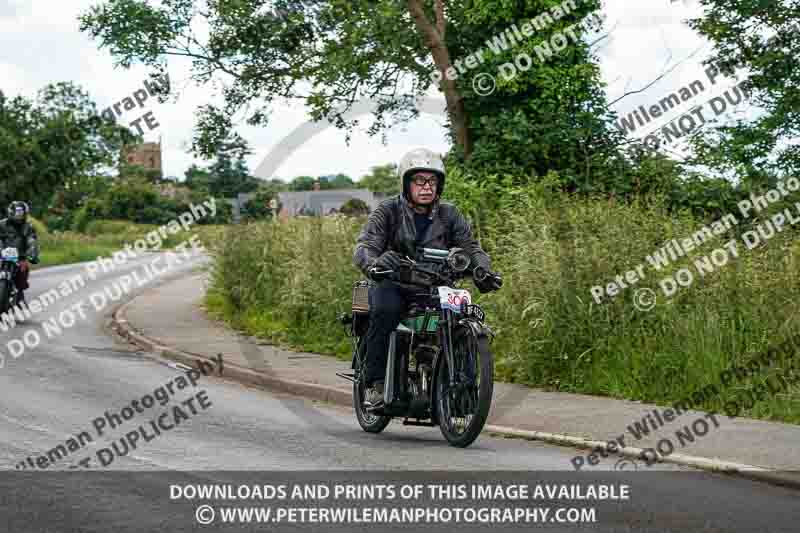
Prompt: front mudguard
<box><xmin>430</xmin><ymin>317</ymin><xmax>492</xmax><ymax>424</ymax></box>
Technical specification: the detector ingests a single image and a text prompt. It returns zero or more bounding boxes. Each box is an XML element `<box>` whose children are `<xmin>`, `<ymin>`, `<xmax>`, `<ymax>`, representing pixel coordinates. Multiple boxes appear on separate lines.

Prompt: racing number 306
<box><xmin>448</xmin><ymin>294</ymin><xmax>469</xmax><ymax>306</ymax></box>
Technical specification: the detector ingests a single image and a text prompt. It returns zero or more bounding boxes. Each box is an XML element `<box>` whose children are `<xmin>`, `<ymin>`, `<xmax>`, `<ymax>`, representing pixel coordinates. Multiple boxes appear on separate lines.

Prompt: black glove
<box><xmin>368</xmin><ymin>251</ymin><xmax>408</xmax><ymax>280</ymax></box>
<box><xmin>376</xmin><ymin>251</ymin><xmax>407</xmax><ymax>270</ymax></box>
<box><xmin>474</xmin><ymin>267</ymin><xmax>503</xmax><ymax>293</ymax></box>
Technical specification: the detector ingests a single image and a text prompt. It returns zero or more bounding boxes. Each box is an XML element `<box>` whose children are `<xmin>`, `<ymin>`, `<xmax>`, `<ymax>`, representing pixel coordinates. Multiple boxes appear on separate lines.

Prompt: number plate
<box><xmin>1</xmin><ymin>247</ymin><xmax>18</xmax><ymax>261</ymax></box>
<box><xmin>0</xmin><ymin>271</ymin><xmax>7</xmax><ymax>280</ymax></box>
<box><xmin>438</xmin><ymin>286</ymin><xmax>472</xmax><ymax>312</ymax></box>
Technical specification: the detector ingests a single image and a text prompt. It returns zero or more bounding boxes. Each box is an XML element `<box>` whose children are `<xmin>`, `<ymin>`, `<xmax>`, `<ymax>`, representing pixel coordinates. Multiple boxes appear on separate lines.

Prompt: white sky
<box><xmin>0</xmin><ymin>0</ymin><xmax>752</xmax><ymax>183</ymax></box>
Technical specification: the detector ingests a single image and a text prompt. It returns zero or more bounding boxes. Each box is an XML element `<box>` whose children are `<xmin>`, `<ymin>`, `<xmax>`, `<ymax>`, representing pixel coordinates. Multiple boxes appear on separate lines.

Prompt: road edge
<box><xmin>110</xmin><ymin>290</ymin><xmax>800</xmax><ymax>491</ymax></box>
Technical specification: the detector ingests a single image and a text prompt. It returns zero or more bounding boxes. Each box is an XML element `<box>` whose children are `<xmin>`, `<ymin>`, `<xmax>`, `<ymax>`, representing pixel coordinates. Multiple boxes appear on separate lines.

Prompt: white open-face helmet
<box><xmin>397</xmin><ymin>148</ymin><xmax>445</xmax><ymax>200</ymax></box>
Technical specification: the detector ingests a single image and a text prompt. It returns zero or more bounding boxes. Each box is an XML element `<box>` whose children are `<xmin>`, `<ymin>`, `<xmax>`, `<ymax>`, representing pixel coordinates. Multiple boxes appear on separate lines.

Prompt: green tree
<box><xmin>46</xmin><ymin>174</ymin><xmax>111</xmax><ymax>230</ymax></box>
<box><xmin>339</xmin><ymin>197</ymin><xmax>370</xmax><ymax>216</ymax></box>
<box><xmin>289</xmin><ymin>176</ymin><xmax>317</xmax><ymax>191</ymax></box>
<box><xmin>687</xmin><ymin>0</ymin><xmax>800</xmax><ymax>182</ymax></box>
<box><xmin>205</xmin><ymin>137</ymin><xmax>260</xmax><ymax>198</ymax></box>
<box><xmin>119</xmin><ymin>161</ymin><xmax>162</xmax><ymax>183</ymax></box>
<box><xmin>184</xmin><ymin>164</ymin><xmax>213</xmax><ymax>194</ymax></box>
<box><xmin>242</xmin><ymin>188</ymin><xmax>278</xmax><ymax>220</ymax></box>
<box><xmin>327</xmin><ymin>173</ymin><xmax>354</xmax><ymax>189</ymax></box>
<box><xmin>358</xmin><ymin>163</ymin><xmax>398</xmax><ymax>194</ymax></box>
<box><xmin>0</xmin><ymin>81</ymin><xmax>135</xmax><ymax>209</ymax></box>
<box><xmin>78</xmin><ymin>0</ymin><xmax>624</xmax><ymax>188</ymax></box>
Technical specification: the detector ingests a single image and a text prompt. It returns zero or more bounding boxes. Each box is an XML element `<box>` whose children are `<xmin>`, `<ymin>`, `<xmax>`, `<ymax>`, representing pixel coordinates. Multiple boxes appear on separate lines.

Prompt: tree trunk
<box><xmin>406</xmin><ymin>0</ymin><xmax>473</xmax><ymax>158</ymax></box>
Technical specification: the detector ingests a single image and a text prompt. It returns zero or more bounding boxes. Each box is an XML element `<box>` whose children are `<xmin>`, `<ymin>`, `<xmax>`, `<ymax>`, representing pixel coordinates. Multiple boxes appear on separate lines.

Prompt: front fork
<box><xmin>439</xmin><ymin>308</ymin><xmax>457</xmax><ymax>390</ymax></box>
<box><xmin>383</xmin><ymin>331</ymin><xmax>398</xmax><ymax>405</ymax></box>
<box><xmin>0</xmin><ymin>262</ymin><xmax>18</xmax><ymax>308</ymax></box>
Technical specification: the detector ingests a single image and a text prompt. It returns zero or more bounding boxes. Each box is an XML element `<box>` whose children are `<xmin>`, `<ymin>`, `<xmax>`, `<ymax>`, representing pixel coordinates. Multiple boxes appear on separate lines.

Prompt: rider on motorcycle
<box><xmin>352</xmin><ymin>149</ymin><xmax>502</xmax><ymax>408</ymax></box>
<box><xmin>0</xmin><ymin>201</ymin><xmax>40</xmax><ymax>302</ymax></box>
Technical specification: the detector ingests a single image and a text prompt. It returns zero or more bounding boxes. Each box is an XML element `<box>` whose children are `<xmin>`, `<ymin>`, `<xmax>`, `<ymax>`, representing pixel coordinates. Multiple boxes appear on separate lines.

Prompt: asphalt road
<box><xmin>0</xmin><ymin>256</ymin><xmax>798</xmax><ymax>532</ymax></box>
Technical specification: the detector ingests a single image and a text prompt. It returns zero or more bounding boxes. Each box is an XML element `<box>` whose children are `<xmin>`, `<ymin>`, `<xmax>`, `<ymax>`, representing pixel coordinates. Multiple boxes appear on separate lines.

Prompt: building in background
<box><xmin>227</xmin><ymin>189</ymin><xmax>392</xmax><ymax>222</ymax></box>
<box><xmin>121</xmin><ymin>139</ymin><xmax>163</xmax><ymax>177</ymax></box>
<box><xmin>277</xmin><ymin>189</ymin><xmax>385</xmax><ymax>218</ymax></box>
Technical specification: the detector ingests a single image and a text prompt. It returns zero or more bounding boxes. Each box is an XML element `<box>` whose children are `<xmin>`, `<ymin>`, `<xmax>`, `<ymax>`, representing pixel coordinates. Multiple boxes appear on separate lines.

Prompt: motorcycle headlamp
<box><xmin>447</xmin><ymin>248</ymin><xmax>471</xmax><ymax>272</ymax></box>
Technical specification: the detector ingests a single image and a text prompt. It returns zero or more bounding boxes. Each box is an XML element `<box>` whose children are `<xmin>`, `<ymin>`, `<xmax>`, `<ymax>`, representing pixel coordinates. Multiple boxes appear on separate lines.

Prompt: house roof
<box><xmin>277</xmin><ymin>190</ymin><xmax>383</xmax><ymax>216</ymax></box>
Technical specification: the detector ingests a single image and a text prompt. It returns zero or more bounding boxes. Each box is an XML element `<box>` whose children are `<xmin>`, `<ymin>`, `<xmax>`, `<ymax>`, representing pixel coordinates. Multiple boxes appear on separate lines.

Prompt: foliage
<box><xmin>325</xmin><ymin>173</ymin><xmax>355</xmax><ymax>189</ymax></box>
<box><xmin>209</xmin><ymin>182</ymin><xmax>800</xmax><ymax>423</ymax></box>
<box><xmin>207</xmin><ymin>216</ymin><xmax>363</xmax><ymax>356</ymax></box>
<box><xmin>119</xmin><ymin>161</ymin><xmax>163</xmax><ymax>183</ymax></box>
<box><xmin>77</xmin><ymin>0</ymin><xmax>633</xmax><ymax>199</ymax></box>
<box><xmin>73</xmin><ymin>177</ymin><xmax>230</xmax><ymax>229</ymax></box>
<box><xmin>288</xmin><ymin>176</ymin><xmax>317</xmax><ymax>191</ymax></box>
<box><xmin>339</xmin><ymin>197</ymin><xmax>369</xmax><ymax>216</ymax></box>
<box><xmin>181</xmin><ymin>137</ymin><xmax>261</xmax><ymax>199</ymax></box>
<box><xmin>242</xmin><ymin>188</ymin><xmax>278</xmax><ymax>220</ymax></box>
<box><xmin>0</xmin><ymin>81</ymin><xmax>136</xmax><ymax>210</ymax></box>
<box><xmin>206</xmin><ymin>137</ymin><xmax>261</xmax><ymax>198</ymax></box>
<box><xmin>44</xmin><ymin>174</ymin><xmax>111</xmax><ymax>231</ymax></box>
<box><xmin>287</xmin><ymin>173</ymin><xmax>357</xmax><ymax>191</ymax></box>
<box><xmin>686</xmin><ymin>0</ymin><xmax>800</xmax><ymax>179</ymax></box>
<box><xmin>36</xmin><ymin>219</ymin><xmax>224</xmax><ymax>268</ymax></box>
<box><xmin>184</xmin><ymin>164</ymin><xmax>213</xmax><ymax>194</ymax></box>
<box><xmin>357</xmin><ymin>163</ymin><xmax>399</xmax><ymax>194</ymax></box>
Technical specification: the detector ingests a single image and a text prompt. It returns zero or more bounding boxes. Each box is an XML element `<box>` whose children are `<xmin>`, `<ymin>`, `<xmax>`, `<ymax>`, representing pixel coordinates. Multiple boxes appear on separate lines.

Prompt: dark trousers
<box><xmin>364</xmin><ymin>280</ymin><xmax>414</xmax><ymax>386</ymax></box>
<box><xmin>15</xmin><ymin>261</ymin><xmax>29</xmax><ymax>291</ymax></box>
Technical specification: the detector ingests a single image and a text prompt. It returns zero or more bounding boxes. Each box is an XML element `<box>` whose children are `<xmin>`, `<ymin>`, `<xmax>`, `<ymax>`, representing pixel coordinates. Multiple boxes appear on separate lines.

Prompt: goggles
<box><xmin>411</xmin><ymin>174</ymin><xmax>439</xmax><ymax>188</ymax></box>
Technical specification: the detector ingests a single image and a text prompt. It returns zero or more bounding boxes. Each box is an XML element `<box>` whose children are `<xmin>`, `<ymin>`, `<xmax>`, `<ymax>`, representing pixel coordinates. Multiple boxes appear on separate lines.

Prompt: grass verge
<box><xmin>205</xmin><ymin>191</ymin><xmax>800</xmax><ymax>425</ymax></box>
<box><xmin>31</xmin><ymin>218</ymin><xmax>225</xmax><ymax>269</ymax></box>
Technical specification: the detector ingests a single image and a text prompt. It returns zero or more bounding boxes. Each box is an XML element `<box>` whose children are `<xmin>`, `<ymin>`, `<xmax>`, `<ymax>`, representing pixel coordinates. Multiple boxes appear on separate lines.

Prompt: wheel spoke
<box><xmin>439</xmin><ymin>332</ymin><xmax>486</xmax><ymax>437</ymax></box>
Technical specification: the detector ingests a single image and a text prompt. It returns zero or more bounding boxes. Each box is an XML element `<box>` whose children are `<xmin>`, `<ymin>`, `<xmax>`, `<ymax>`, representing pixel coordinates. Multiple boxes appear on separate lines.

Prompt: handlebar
<box><xmin>368</xmin><ymin>261</ymin><xmax>471</xmax><ymax>284</ymax></box>
<box><xmin>368</xmin><ymin>248</ymin><xmax>501</xmax><ymax>290</ymax></box>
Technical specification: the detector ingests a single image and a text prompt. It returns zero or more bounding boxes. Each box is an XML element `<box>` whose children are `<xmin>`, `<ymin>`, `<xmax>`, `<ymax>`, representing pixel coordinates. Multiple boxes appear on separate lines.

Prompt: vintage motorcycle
<box><xmin>0</xmin><ymin>246</ymin><xmax>21</xmax><ymax>314</ymax></box>
<box><xmin>338</xmin><ymin>247</ymin><xmax>500</xmax><ymax>448</ymax></box>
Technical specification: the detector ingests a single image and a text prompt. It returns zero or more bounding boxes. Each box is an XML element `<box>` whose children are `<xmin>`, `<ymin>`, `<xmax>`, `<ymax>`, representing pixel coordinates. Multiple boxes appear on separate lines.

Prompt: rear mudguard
<box><xmin>429</xmin><ymin>317</ymin><xmax>492</xmax><ymax>424</ymax></box>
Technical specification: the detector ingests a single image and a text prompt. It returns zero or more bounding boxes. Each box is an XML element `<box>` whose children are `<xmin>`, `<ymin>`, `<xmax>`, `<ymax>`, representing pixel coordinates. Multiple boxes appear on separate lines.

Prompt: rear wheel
<box><xmin>353</xmin><ymin>338</ymin><xmax>391</xmax><ymax>433</ymax></box>
<box><xmin>435</xmin><ymin>326</ymin><xmax>493</xmax><ymax>448</ymax></box>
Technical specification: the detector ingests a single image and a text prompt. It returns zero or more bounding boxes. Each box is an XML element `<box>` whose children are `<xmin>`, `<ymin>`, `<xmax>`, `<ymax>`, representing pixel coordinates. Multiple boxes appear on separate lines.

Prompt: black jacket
<box><xmin>353</xmin><ymin>195</ymin><xmax>491</xmax><ymax>276</ymax></box>
<box><xmin>0</xmin><ymin>219</ymin><xmax>39</xmax><ymax>263</ymax></box>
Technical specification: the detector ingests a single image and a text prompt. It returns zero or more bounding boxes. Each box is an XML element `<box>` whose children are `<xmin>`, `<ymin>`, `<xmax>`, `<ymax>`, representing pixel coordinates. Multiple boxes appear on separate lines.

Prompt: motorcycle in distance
<box><xmin>0</xmin><ymin>246</ymin><xmax>21</xmax><ymax>314</ymax></box>
<box><xmin>338</xmin><ymin>247</ymin><xmax>501</xmax><ymax>448</ymax></box>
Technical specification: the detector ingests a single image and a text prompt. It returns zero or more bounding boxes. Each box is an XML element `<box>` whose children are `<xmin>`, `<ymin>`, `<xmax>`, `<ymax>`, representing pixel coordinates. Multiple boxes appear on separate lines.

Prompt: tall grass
<box><xmin>32</xmin><ymin>217</ymin><xmax>225</xmax><ymax>268</ymax></box>
<box><xmin>208</xmin><ymin>216</ymin><xmax>362</xmax><ymax>356</ymax></box>
<box><xmin>207</xmin><ymin>191</ymin><xmax>800</xmax><ymax>424</ymax></box>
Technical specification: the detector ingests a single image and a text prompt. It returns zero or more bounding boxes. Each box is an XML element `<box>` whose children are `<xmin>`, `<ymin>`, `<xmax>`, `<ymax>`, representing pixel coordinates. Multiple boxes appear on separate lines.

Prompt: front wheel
<box><xmin>435</xmin><ymin>326</ymin><xmax>493</xmax><ymax>448</ymax></box>
<box><xmin>0</xmin><ymin>279</ymin><xmax>11</xmax><ymax>315</ymax></box>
